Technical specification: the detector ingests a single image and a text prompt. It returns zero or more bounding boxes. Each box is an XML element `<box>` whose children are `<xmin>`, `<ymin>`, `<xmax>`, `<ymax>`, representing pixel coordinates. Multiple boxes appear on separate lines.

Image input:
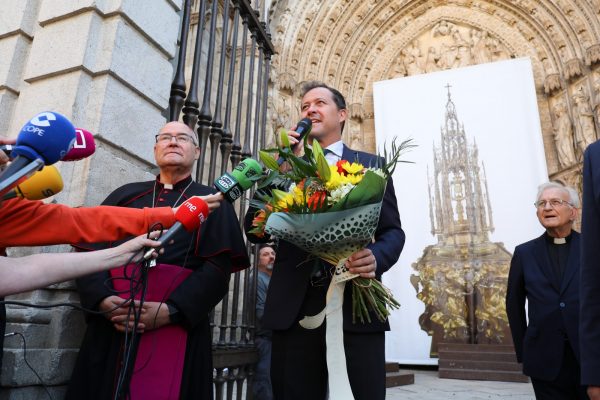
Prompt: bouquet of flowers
<box><xmin>249</xmin><ymin>133</ymin><xmax>414</xmax><ymax>324</ymax></box>
<box><xmin>249</xmin><ymin>134</ymin><xmax>413</xmax><ymax>399</ymax></box>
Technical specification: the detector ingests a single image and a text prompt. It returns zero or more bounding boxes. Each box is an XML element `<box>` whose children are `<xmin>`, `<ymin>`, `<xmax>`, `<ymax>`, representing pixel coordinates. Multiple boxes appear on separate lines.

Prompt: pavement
<box><xmin>386</xmin><ymin>369</ymin><xmax>535</xmax><ymax>400</ymax></box>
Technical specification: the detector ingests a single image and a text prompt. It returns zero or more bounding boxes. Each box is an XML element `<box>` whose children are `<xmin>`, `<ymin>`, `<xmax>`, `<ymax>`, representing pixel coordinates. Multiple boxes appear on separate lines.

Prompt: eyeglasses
<box><xmin>534</xmin><ymin>198</ymin><xmax>573</xmax><ymax>209</ymax></box>
<box><xmin>155</xmin><ymin>133</ymin><xmax>196</xmax><ymax>145</ymax></box>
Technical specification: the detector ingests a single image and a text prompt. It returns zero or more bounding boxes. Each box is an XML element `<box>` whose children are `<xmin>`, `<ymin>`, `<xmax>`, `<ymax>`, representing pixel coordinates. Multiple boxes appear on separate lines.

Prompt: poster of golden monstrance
<box><xmin>374</xmin><ymin>58</ymin><xmax>548</xmax><ymax>365</ymax></box>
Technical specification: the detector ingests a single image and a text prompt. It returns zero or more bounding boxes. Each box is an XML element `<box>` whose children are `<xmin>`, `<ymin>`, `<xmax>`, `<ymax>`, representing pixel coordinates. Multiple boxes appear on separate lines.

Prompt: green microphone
<box><xmin>214</xmin><ymin>158</ymin><xmax>263</xmax><ymax>202</ymax></box>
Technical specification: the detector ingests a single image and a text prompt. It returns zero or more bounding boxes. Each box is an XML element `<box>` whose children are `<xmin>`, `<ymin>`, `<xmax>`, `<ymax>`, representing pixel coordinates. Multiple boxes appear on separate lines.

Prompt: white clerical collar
<box><xmin>554</xmin><ymin>237</ymin><xmax>566</xmax><ymax>245</ymax></box>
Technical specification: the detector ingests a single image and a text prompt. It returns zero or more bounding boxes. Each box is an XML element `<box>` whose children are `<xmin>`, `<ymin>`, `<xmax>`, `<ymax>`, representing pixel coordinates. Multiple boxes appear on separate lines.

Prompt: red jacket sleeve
<box><xmin>0</xmin><ymin>198</ymin><xmax>176</xmax><ymax>247</ymax></box>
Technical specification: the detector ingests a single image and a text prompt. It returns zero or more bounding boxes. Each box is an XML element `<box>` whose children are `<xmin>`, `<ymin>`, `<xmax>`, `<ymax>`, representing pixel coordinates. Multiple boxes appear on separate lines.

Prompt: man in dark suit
<box><xmin>580</xmin><ymin>140</ymin><xmax>600</xmax><ymax>400</ymax></box>
<box><xmin>245</xmin><ymin>81</ymin><xmax>405</xmax><ymax>400</ymax></box>
<box><xmin>506</xmin><ymin>182</ymin><xmax>587</xmax><ymax>399</ymax></box>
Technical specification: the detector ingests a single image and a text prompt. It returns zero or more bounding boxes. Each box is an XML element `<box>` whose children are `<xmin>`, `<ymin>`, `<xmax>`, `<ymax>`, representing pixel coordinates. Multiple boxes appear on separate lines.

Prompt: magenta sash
<box><xmin>110</xmin><ymin>263</ymin><xmax>192</xmax><ymax>400</ymax></box>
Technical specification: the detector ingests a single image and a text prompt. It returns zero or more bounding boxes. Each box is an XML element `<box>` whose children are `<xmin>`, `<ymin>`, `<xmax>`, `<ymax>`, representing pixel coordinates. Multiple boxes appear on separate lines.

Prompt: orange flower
<box><xmin>251</xmin><ymin>209</ymin><xmax>268</xmax><ymax>237</ymax></box>
<box><xmin>336</xmin><ymin>160</ymin><xmax>349</xmax><ymax>175</ymax></box>
<box><xmin>307</xmin><ymin>190</ymin><xmax>327</xmax><ymax>211</ymax></box>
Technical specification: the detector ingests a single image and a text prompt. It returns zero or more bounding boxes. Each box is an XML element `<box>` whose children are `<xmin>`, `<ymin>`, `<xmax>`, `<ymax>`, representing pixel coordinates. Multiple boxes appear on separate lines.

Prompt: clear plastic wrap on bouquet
<box><xmin>265</xmin><ymin>203</ymin><xmax>381</xmax><ymax>271</ymax></box>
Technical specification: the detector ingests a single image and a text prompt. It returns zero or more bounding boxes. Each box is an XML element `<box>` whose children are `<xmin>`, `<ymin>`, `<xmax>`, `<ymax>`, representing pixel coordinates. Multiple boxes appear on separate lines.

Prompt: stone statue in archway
<box><xmin>572</xmin><ymin>87</ymin><xmax>597</xmax><ymax>153</ymax></box>
<box><xmin>470</xmin><ymin>29</ymin><xmax>491</xmax><ymax>65</ymax></box>
<box><xmin>401</xmin><ymin>40</ymin><xmax>424</xmax><ymax>75</ymax></box>
<box><xmin>425</xmin><ymin>46</ymin><xmax>440</xmax><ymax>73</ymax></box>
<box><xmin>552</xmin><ymin>100</ymin><xmax>577</xmax><ymax>168</ymax></box>
<box><xmin>349</xmin><ymin>121</ymin><xmax>363</xmax><ymax>150</ymax></box>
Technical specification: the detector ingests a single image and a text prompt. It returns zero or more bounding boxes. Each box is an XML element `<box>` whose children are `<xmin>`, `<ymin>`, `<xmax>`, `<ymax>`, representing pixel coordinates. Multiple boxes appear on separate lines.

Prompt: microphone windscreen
<box><xmin>174</xmin><ymin>197</ymin><xmax>209</xmax><ymax>231</ymax></box>
<box><xmin>296</xmin><ymin>118</ymin><xmax>312</xmax><ymax>137</ymax></box>
<box><xmin>61</xmin><ymin>128</ymin><xmax>95</xmax><ymax>161</ymax></box>
<box><xmin>15</xmin><ymin>165</ymin><xmax>63</xmax><ymax>200</ymax></box>
<box><xmin>229</xmin><ymin>158</ymin><xmax>262</xmax><ymax>190</ymax></box>
<box><xmin>13</xmin><ymin>111</ymin><xmax>76</xmax><ymax>164</ymax></box>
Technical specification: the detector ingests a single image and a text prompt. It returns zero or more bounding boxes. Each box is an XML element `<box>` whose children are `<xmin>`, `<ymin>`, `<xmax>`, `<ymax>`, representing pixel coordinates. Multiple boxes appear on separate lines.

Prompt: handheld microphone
<box><xmin>277</xmin><ymin>118</ymin><xmax>312</xmax><ymax>166</ymax></box>
<box><xmin>0</xmin><ymin>112</ymin><xmax>75</xmax><ymax>197</ymax></box>
<box><xmin>143</xmin><ymin>197</ymin><xmax>209</xmax><ymax>260</ymax></box>
<box><xmin>2</xmin><ymin>165</ymin><xmax>63</xmax><ymax>201</ymax></box>
<box><xmin>0</xmin><ymin>145</ymin><xmax>13</xmax><ymax>156</ymax></box>
<box><xmin>61</xmin><ymin>128</ymin><xmax>96</xmax><ymax>161</ymax></box>
<box><xmin>214</xmin><ymin>158</ymin><xmax>263</xmax><ymax>202</ymax></box>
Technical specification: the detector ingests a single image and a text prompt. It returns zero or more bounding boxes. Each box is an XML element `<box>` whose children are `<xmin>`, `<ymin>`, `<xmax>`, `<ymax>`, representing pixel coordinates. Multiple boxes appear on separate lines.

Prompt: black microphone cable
<box><xmin>4</xmin><ymin>331</ymin><xmax>54</xmax><ymax>400</ymax></box>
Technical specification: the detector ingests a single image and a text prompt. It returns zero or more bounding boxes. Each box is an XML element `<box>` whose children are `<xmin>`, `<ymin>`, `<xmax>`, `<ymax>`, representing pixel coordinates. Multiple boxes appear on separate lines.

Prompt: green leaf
<box><xmin>287</xmin><ymin>153</ymin><xmax>317</xmax><ymax>177</ymax></box>
<box><xmin>257</xmin><ymin>170</ymin><xmax>279</xmax><ymax>189</ymax></box>
<box><xmin>316</xmin><ymin>152</ymin><xmax>330</xmax><ymax>182</ymax></box>
<box><xmin>280</xmin><ymin>128</ymin><xmax>290</xmax><ymax>148</ymax></box>
<box><xmin>271</xmin><ymin>189</ymin><xmax>289</xmax><ymax>203</ymax></box>
<box><xmin>260</xmin><ymin>150</ymin><xmax>280</xmax><ymax>171</ymax></box>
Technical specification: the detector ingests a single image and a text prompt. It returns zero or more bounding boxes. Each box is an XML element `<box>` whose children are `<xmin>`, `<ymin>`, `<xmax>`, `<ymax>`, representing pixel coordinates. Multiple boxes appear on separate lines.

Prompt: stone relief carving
<box><xmin>593</xmin><ymin>74</ymin><xmax>600</xmax><ymax>123</ymax></box>
<box><xmin>348</xmin><ymin>121</ymin><xmax>363</xmax><ymax>150</ymax></box>
<box><xmin>572</xmin><ymin>86</ymin><xmax>597</xmax><ymax>153</ymax></box>
<box><xmin>552</xmin><ymin>100</ymin><xmax>577</xmax><ymax>168</ymax></box>
<box><xmin>396</xmin><ymin>21</ymin><xmax>509</xmax><ymax>77</ymax></box>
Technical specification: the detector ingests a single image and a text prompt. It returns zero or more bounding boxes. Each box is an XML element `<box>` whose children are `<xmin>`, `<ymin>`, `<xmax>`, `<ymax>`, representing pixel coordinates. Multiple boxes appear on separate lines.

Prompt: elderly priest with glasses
<box><xmin>506</xmin><ymin>182</ymin><xmax>588</xmax><ymax>399</ymax></box>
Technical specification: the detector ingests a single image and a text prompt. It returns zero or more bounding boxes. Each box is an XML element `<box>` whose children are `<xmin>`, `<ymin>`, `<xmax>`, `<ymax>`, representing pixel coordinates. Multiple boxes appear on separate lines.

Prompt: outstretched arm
<box><xmin>0</xmin><ymin>233</ymin><xmax>161</xmax><ymax>297</ymax></box>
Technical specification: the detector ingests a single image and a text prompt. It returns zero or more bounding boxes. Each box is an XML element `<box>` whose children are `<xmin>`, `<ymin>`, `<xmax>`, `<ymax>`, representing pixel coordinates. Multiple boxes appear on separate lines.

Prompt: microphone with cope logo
<box><xmin>0</xmin><ymin>112</ymin><xmax>75</xmax><ymax>197</ymax></box>
<box><xmin>143</xmin><ymin>196</ymin><xmax>209</xmax><ymax>260</ymax></box>
<box><xmin>214</xmin><ymin>158</ymin><xmax>263</xmax><ymax>202</ymax></box>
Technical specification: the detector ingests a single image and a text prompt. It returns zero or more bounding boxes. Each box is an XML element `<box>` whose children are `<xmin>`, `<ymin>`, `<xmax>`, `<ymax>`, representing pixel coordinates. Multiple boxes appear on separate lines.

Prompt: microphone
<box><xmin>1</xmin><ymin>129</ymin><xmax>94</xmax><ymax>162</ymax></box>
<box><xmin>0</xmin><ymin>112</ymin><xmax>75</xmax><ymax>197</ymax></box>
<box><xmin>277</xmin><ymin>117</ymin><xmax>312</xmax><ymax>165</ymax></box>
<box><xmin>0</xmin><ymin>144</ymin><xmax>13</xmax><ymax>156</ymax></box>
<box><xmin>61</xmin><ymin>128</ymin><xmax>96</xmax><ymax>161</ymax></box>
<box><xmin>143</xmin><ymin>196</ymin><xmax>209</xmax><ymax>260</ymax></box>
<box><xmin>214</xmin><ymin>158</ymin><xmax>263</xmax><ymax>202</ymax></box>
<box><xmin>2</xmin><ymin>165</ymin><xmax>63</xmax><ymax>201</ymax></box>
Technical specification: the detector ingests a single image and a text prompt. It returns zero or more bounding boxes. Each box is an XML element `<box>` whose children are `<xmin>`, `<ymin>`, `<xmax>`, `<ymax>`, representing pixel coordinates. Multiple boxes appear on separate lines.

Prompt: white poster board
<box><xmin>373</xmin><ymin>58</ymin><xmax>548</xmax><ymax>364</ymax></box>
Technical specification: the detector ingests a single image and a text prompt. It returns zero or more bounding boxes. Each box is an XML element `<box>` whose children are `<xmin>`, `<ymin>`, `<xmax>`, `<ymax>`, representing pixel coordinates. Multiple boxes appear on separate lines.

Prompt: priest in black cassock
<box><xmin>506</xmin><ymin>182</ymin><xmax>587</xmax><ymax>400</ymax></box>
<box><xmin>66</xmin><ymin>121</ymin><xmax>249</xmax><ymax>400</ymax></box>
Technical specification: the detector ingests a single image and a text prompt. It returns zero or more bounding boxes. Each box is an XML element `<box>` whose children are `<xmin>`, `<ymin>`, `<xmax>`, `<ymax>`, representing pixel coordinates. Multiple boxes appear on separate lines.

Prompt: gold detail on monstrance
<box><xmin>411</xmin><ymin>86</ymin><xmax>513</xmax><ymax>357</ymax></box>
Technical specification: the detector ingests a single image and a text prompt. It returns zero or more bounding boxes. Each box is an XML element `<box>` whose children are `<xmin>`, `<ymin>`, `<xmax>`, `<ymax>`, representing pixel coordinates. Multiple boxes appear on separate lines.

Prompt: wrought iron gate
<box><xmin>167</xmin><ymin>0</ymin><xmax>274</xmax><ymax>398</ymax></box>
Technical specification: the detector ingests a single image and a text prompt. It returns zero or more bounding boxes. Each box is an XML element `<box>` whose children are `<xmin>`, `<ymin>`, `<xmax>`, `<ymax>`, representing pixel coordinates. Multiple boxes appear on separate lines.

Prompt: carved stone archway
<box><xmin>268</xmin><ymin>0</ymin><xmax>600</xmax><ymax>189</ymax></box>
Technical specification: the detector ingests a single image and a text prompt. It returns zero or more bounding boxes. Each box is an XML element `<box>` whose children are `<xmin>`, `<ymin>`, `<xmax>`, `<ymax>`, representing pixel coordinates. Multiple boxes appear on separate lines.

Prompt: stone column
<box><xmin>0</xmin><ymin>1</ymin><xmax>183</xmax><ymax>398</ymax></box>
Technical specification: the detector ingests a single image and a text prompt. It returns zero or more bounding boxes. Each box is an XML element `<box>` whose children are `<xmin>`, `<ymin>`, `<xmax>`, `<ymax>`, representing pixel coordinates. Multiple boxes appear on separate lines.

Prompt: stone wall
<box><xmin>0</xmin><ymin>1</ymin><xmax>182</xmax><ymax>397</ymax></box>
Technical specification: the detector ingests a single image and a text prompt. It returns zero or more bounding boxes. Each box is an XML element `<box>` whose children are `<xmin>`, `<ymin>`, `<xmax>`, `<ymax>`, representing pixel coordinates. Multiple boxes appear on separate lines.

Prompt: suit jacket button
<box><xmin>559</xmin><ymin>302</ymin><xmax>566</xmax><ymax>308</ymax></box>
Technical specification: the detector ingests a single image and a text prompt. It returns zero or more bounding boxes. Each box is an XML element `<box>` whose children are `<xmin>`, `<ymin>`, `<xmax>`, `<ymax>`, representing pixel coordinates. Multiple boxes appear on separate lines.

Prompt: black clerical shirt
<box><xmin>544</xmin><ymin>231</ymin><xmax>572</xmax><ymax>285</ymax></box>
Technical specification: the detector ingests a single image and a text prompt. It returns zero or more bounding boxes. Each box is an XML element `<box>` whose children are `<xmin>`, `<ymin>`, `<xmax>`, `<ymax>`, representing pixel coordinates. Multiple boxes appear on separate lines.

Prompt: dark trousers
<box><xmin>253</xmin><ymin>336</ymin><xmax>274</xmax><ymax>400</ymax></box>
<box><xmin>271</xmin><ymin>320</ymin><xmax>385</xmax><ymax>400</ymax></box>
<box><xmin>531</xmin><ymin>343</ymin><xmax>588</xmax><ymax>400</ymax></box>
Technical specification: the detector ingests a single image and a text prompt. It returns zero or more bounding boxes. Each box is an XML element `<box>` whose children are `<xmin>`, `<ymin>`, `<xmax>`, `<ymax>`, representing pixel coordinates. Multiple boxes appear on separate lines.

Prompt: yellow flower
<box><xmin>346</xmin><ymin>173</ymin><xmax>363</xmax><ymax>185</ymax></box>
<box><xmin>292</xmin><ymin>185</ymin><xmax>305</xmax><ymax>205</ymax></box>
<box><xmin>342</xmin><ymin>162</ymin><xmax>364</xmax><ymax>175</ymax></box>
<box><xmin>276</xmin><ymin>193</ymin><xmax>295</xmax><ymax>210</ymax></box>
<box><xmin>325</xmin><ymin>167</ymin><xmax>344</xmax><ymax>190</ymax></box>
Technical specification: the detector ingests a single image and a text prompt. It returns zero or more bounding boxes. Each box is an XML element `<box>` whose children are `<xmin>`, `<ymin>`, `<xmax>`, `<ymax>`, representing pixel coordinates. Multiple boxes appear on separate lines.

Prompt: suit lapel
<box><xmin>342</xmin><ymin>145</ymin><xmax>359</xmax><ymax>163</ymax></box>
<box><xmin>560</xmin><ymin>232</ymin><xmax>580</xmax><ymax>294</ymax></box>
<box><xmin>532</xmin><ymin>234</ymin><xmax>561</xmax><ymax>293</ymax></box>
<box><xmin>341</xmin><ymin>145</ymin><xmax>382</xmax><ymax>168</ymax></box>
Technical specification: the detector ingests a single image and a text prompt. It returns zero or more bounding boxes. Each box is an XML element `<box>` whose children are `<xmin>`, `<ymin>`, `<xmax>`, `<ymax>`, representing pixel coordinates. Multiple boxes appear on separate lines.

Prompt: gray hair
<box><xmin>536</xmin><ymin>181</ymin><xmax>580</xmax><ymax>208</ymax></box>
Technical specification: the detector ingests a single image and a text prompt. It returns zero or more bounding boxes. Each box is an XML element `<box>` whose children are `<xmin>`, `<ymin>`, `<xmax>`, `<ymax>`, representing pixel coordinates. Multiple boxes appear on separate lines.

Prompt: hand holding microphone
<box><xmin>277</xmin><ymin>118</ymin><xmax>312</xmax><ymax>167</ymax></box>
<box><xmin>143</xmin><ymin>196</ymin><xmax>209</xmax><ymax>260</ymax></box>
<box><xmin>214</xmin><ymin>158</ymin><xmax>263</xmax><ymax>202</ymax></box>
<box><xmin>172</xmin><ymin>193</ymin><xmax>223</xmax><ymax>216</ymax></box>
<box><xmin>286</xmin><ymin>117</ymin><xmax>312</xmax><ymax>155</ymax></box>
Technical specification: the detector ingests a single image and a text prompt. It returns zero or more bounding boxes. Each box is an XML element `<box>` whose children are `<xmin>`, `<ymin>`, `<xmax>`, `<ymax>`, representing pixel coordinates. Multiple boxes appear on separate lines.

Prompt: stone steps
<box><xmin>385</xmin><ymin>362</ymin><xmax>415</xmax><ymax>388</ymax></box>
<box><xmin>437</xmin><ymin>343</ymin><xmax>529</xmax><ymax>383</ymax></box>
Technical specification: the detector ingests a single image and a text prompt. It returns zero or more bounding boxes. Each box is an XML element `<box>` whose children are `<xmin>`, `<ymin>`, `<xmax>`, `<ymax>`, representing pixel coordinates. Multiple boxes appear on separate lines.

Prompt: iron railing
<box><xmin>168</xmin><ymin>0</ymin><xmax>274</xmax><ymax>398</ymax></box>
